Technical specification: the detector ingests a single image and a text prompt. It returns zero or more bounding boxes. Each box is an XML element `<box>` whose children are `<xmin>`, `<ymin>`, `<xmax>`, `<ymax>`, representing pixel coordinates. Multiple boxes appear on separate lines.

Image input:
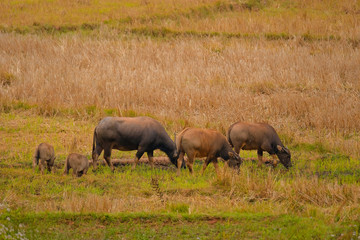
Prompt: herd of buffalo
<box><xmin>33</xmin><ymin>116</ymin><xmax>292</xmax><ymax>177</ymax></box>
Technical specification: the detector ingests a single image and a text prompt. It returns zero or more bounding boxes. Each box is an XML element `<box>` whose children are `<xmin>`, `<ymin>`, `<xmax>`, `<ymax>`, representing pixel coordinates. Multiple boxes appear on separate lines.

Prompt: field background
<box><xmin>1</xmin><ymin>0</ymin><xmax>360</xmax><ymax>239</ymax></box>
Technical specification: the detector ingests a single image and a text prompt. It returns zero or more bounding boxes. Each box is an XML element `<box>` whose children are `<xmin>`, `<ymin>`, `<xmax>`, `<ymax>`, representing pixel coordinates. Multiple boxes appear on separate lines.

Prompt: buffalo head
<box><xmin>227</xmin><ymin>151</ymin><xmax>242</xmax><ymax>169</ymax></box>
<box><xmin>276</xmin><ymin>145</ymin><xmax>292</xmax><ymax>169</ymax></box>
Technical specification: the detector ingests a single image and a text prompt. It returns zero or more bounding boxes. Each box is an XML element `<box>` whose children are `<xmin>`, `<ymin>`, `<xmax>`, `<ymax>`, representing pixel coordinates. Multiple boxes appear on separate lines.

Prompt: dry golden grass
<box><xmin>131</xmin><ymin>2</ymin><xmax>360</xmax><ymax>39</ymax></box>
<box><xmin>0</xmin><ymin>33</ymin><xmax>359</xmax><ymax>156</ymax></box>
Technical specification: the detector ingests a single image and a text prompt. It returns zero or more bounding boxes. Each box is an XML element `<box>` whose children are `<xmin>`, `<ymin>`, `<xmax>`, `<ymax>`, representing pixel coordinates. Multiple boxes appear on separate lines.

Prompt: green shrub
<box><xmin>0</xmin><ymin>71</ymin><xmax>16</xmax><ymax>86</ymax></box>
<box><xmin>243</xmin><ymin>0</ymin><xmax>266</xmax><ymax>11</ymax></box>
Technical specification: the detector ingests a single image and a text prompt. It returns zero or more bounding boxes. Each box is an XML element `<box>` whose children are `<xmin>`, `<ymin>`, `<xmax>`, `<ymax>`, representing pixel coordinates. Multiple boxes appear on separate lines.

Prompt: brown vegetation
<box><xmin>0</xmin><ymin>33</ymin><xmax>359</xmax><ymax>156</ymax></box>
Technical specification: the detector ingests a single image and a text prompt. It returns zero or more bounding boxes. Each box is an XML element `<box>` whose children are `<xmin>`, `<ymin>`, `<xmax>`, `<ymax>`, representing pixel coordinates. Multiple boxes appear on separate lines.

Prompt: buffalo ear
<box><xmin>277</xmin><ymin>145</ymin><xmax>283</xmax><ymax>152</ymax></box>
<box><xmin>228</xmin><ymin>152</ymin><xmax>234</xmax><ymax>158</ymax></box>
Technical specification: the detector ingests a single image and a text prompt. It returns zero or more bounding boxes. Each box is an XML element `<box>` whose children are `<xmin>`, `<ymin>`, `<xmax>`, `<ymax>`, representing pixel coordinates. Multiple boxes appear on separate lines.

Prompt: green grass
<box><xmin>1</xmin><ymin>0</ymin><xmax>358</xmax><ymax>41</ymax></box>
<box><xmin>1</xmin><ymin>109</ymin><xmax>360</xmax><ymax>238</ymax></box>
<box><xmin>1</xmin><ymin>23</ymin><xmax>347</xmax><ymax>43</ymax></box>
<box><xmin>0</xmin><ymin>211</ymin><xmax>356</xmax><ymax>240</ymax></box>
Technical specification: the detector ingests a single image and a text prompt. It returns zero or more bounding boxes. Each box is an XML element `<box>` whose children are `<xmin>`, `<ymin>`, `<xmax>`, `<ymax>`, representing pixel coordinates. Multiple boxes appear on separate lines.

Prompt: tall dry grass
<box><xmin>137</xmin><ymin>1</ymin><xmax>360</xmax><ymax>40</ymax></box>
<box><xmin>0</xmin><ymin>33</ymin><xmax>359</xmax><ymax>155</ymax></box>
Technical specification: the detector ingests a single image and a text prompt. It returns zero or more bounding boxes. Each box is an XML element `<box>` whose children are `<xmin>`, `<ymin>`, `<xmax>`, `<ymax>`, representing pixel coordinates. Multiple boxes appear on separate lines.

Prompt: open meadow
<box><xmin>1</xmin><ymin>0</ymin><xmax>360</xmax><ymax>239</ymax></box>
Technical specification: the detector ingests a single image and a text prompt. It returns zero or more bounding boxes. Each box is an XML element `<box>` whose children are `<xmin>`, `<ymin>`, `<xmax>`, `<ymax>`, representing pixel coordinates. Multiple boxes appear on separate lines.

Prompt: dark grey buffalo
<box><xmin>64</xmin><ymin>153</ymin><xmax>89</xmax><ymax>177</ymax></box>
<box><xmin>33</xmin><ymin>143</ymin><xmax>56</xmax><ymax>174</ymax></box>
<box><xmin>176</xmin><ymin>127</ymin><xmax>242</xmax><ymax>175</ymax></box>
<box><xmin>92</xmin><ymin>116</ymin><xmax>179</xmax><ymax>172</ymax></box>
<box><xmin>227</xmin><ymin>122</ymin><xmax>291</xmax><ymax>168</ymax></box>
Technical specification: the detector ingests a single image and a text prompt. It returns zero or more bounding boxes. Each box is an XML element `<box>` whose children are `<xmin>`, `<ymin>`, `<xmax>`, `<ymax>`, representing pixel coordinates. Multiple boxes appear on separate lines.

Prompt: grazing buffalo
<box><xmin>227</xmin><ymin>122</ymin><xmax>291</xmax><ymax>168</ymax></box>
<box><xmin>92</xmin><ymin>116</ymin><xmax>179</xmax><ymax>172</ymax></box>
<box><xmin>176</xmin><ymin>127</ymin><xmax>242</xmax><ymax>175</ymax></box>
<box><xmin>64</xmin><ymin>153</ymin><xmax>89</xmax><ymax>177</ymax></box>
<box><xmin>33</xmin><ymin>143</ymin><xmax>56</xmax><ymax>174</ymax></box>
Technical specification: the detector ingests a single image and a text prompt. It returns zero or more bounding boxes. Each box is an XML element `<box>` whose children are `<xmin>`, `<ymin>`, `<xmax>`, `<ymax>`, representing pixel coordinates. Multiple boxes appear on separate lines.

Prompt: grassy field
<box><xmin>1</xmin><ymin>0</ymin><xmax>360</xmax><ymax>239</ymax></box>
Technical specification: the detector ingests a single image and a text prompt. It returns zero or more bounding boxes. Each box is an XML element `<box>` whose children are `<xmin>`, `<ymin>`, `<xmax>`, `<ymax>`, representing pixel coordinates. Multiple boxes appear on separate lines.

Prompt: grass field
<box><xmin>1</xmin><ymin>0</ymin><xmax>360</xmax><ymax>239</ymax></box>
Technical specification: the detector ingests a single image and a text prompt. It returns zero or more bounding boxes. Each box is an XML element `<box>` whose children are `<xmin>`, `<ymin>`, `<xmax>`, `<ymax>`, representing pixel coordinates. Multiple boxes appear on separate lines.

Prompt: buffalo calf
<box><xmin>33</xmin><ymin>143</ymin><xmax>56</xmax><ymax>174</ymax></box>
<box><xmin>64</xmin><ymin>153</ymin><xmax>89</xmax><ymax>177</ymax></box>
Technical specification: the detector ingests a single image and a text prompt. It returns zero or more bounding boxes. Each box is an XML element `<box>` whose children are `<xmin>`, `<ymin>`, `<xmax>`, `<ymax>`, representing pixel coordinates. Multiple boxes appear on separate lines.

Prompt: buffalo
<box><xmin>64</xmin><ymin>153</ymin><xmax>89</xmax><ymax>177</ymax></box>
<box><xmin>92</xmin><ymin>116</ymin><xmax>179</xmax><ymax>172</ymax></box>
<box><xmin>227</xmin><ymin>122</ymin><xmax>291</xmax><ymax>168</ymax></box>
<box><xmin>33</xmin><ymin>143</ymin><xmax>56</xmax><ymax>174</ymax></box>
<box><xmin>176</xmin><ymin>127</ymin><xmax>242</xmax><ymax>175</ymax></box>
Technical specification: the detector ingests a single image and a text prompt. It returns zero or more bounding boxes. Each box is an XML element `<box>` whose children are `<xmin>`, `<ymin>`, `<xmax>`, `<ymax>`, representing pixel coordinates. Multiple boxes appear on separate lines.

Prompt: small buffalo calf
<box><xmin>33</xmin><ymin>143</ymin><xmax>56</xmax><ymax>174</ymax></box>
<box><xmin>64</xmin><ymin>153</ymin><xmax>89</xmax><ymax>177</ymax></box>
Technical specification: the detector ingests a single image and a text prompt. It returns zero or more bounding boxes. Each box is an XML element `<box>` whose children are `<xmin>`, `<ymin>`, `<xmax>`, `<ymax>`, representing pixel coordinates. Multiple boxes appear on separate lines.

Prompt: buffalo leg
<box><xmin>186</xmin><ymin>153</ymin><xmax>195</xmax><ymax>175</ymax></box>
<box><xmin>50</xmin><ymin>158</ymin><xmax>56</xmax><ymax>173</ymax></box>
<box><xmin>63</xmin><ymin>162</ymin><xmax>69</xmax><ymax>175</ymax></box>
<box><xmin>257</xmin><ymin>149</ymin><xmax>264</xmax><ymax>167</ymax></box>
<box><xmin>147</xmin><ymin>151</ymin><xmax>154</xmax><ymax>168</ymax></box>
<box><xmin>177</xmin><ymin>151</ymin><xmax>185</xmax><ymax>175</ymax></box>
<box><xmin>77</xmin><ymin>170</ymin><xmax>84</xmax><ymax>177</ymax></box>
<box><xmin>46</xmin><ymin>160</ymin><xmax>53</xmax><ymax>173</ymax></box>
<box><xmin>39</xmin><ymin>159</ymin><xmax>46</xmax><ymax>174</ymax></box>
<box><xmin>33</xmin><ymin>147</ymin><xmax>39</xmax><ymax>172</ymax></box>
<box><xmin>63</xmin><ymin>157</ymin><xmax>69</xmax><ymax>175</ymax></box>
<box><xmin>103</xmin><ymin>148</ymin><xmax>115</xmax><ymax>172</ymax></box>
<box><xmin>212</xmin><ymin>159</ymin><xmax>220</xmax><ymax>176</ymax></box>
<box><xmin>92</xmin><ymin>145</ymin><xmax>103</xmax><ymax>171</ymax></box>
<box><xmin>234</xmin><ymin>145</ymin><xmax>241</xmax><ymax>155</ymax></box>
<box><xmin>32</xmin><ymin>157</ymin><xmax>38</xmax><ymax>172</ymax></box>
<box><xmin>46</xmin><ymin>163</ymin><xmax>51</xmax><ymax>173</ymax></box>
<box><xmin>132</xmin><ymin>148</ymin><xmax>145</xmax><ymax>170</ymax></box>
<box><xmin>235</xmin><ymin>143</ymin><xmax>246</xmax><ymax>155</ymax></box>
<box><xmin>200</xmin><ymin>156</ymin><xmax>214</xmax><ymax>175</ymax></box>
<box><xmin>185</xmin><ymin>160</ymin><xmax>193</xmax><ymax>174</ymax></box>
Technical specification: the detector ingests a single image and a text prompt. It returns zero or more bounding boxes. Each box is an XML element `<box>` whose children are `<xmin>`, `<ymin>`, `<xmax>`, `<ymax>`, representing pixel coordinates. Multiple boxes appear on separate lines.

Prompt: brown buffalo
<box><xmin>227</xmin><ymin>122</ymin><xmax>291</xmax><ymax>168</ymax></box>
<box><xmin>176</xmin><ymin>127</ymin><xmax>241</xmax><ymax>175</ymax></box>
<box><xmin>64</xmin><ymin>153</ymin><xmax>89</xmax><ymax>177</ymax></box>
<box><xmin>33</xmin><ymin>143</ymin><xmax>56</xmax><ymax>174</ymax></box>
